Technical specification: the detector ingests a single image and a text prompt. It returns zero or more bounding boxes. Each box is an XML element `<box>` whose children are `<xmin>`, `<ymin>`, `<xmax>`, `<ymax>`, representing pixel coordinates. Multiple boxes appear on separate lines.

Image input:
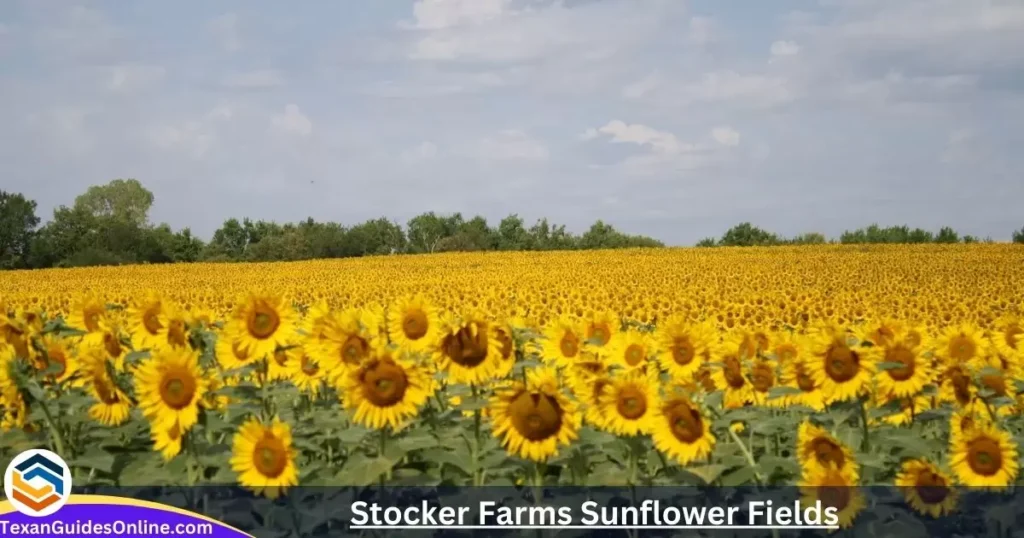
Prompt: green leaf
<box><xmin>342</xmin><ymin>455</ymin><xmax>395</xmax><ymax>487</ymax></box>
<box><xmin>718</xmin><ymin>466</ymin><xmax>757</xmax><ymax>487</ymax></box>
<box><xmin>420</xmin><ymin>448</ymin><xmax>472</xmax><ymax>476</ymax></box>
<box><xmin>70</xmin><ymin>448</ymin><xmax>116</xmax><ymax>474</ymax></box>
<box><xmin>683</xmin><ymin>464</ymin><xmax>729</xmax><ymax>485</ymax></box>
<box><xmin>767</xmin><ymin>386</ymin><xmax>802</xmax><ymax>399</ymax></box>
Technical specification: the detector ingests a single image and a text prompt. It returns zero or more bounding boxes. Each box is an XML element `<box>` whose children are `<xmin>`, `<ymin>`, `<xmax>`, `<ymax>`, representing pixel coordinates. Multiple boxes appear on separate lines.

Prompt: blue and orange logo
<box><xmin>3</xmin><ymin>449</ymin><xmax>72</xmax><ymax>517</ymax></box>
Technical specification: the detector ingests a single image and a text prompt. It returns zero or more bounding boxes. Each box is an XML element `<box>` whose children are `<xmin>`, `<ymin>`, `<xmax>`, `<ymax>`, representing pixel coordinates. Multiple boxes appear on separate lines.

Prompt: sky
<box><xmin>1</xmin><ymin>0</ymin><xmax>1022</xmax><ymax>245</ymax></box>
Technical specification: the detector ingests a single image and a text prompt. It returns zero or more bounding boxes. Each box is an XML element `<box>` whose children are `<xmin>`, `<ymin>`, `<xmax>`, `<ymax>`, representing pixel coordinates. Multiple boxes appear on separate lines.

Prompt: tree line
<box><xmin>3</xmin><ymin>180</ymin><xmax>1022</xmax><ymax>270</ymax></box>
<box><xmin>696</xmin><ymin>222</ymin><xmax>1024</xmax><ymax>247</ymax></box>
<box><xmin>0</xmin><ymin>179</ymin><xmax>663</xmax><ymax>270</ymax></box>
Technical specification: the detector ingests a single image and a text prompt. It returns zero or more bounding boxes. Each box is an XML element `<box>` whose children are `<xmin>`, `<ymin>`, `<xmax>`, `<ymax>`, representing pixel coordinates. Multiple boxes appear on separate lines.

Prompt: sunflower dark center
<box><xmin>444</xmin><ymin>323</ymin><xmax>490</xmax><ymax>368</ymax></box>
<box><xmin>751</xmin><ymin>362</ymin><xmax>774</xmax><ymax>392</ymax></box>
<box><xmin>588</xmin><ymin>324</ymin><xmax>611</xmax><ymax>346</ymax></box>
<box><xmin>967</xmin><ymin>436</ymin><xmax>1003</xmax><ymax>476</ymax></box>
<box><xmin>341</xmin><ymin>335</ymin><xmax>370</xmax><ymax>366</ymax></box>
<box><xmin>143</xmin><ymin>307</ymin><xmax>163</xmax><ymax>334</ymax></box>
<box><xmin>360</xmin><ymin>360</ymin><xmax>409</xmax><ymax>407</ymax></box>
<box><xmin>723</xmin><ymin>356</ymin><xmax>745</xmax><ymax>389</ymax></box>
<box><xmin>248</xmin><ymin>303</ymin><xmax>281</xmax><ymax>340</ymax></box>
<box><xmin>775</xmin><ymin>344</ymin><xmax>797</xmax><ymax>363</ymax></box>
<box><xmin>885</xmin><ymin>345</ymin><xmax>916</xmax><ymax>382</ymax></box>
<box><xmin>825</xmin><ymin>344</ymin><xmax>859</xmax><ymax>383</ymax></box>
<box><xmin>104</xmin><ymin>333</ymin><xmax>122</xmax><ymax>358</ymax></box>
<box><xmin>402</xmin><ymin>309</ymin><xmax>429</xmax><ymax>340</ymax></box>
<box><xmin>160</xmin><ymin>373</ymin><xmax>196</xmax><ymax>410</ymax></box>
<box><xmin>168</xmin><ymin>320</ymin><xmax>188</xmax><ymax>347</ymax></box>
<box><xmin>914</xmin><ymin>471</ymin><xmax>950</xmax><ymax>504</ymax></box>
<box><xmin>665</xmin><ymin>400</ymin><xmax>703</xmax><ymax>444</ymax></box>
<box><xmin>615</xmin><ymin>386</ymin><xmax>648</xmax><ymax>420</ymax></box>
<box><xmin>559</xmin><ymin>331</ymin><xmax>580</xmax><ymax>358</ymax></box>
<box><xmin>981</xmin><ymin>373</ymin><xmax>1007</xmax><ymax>397</ymax></box>
<box><xmin>300</xmin><ymin>355</ymin><xmax>320</xmax><ymax>376</ymax></box>
<box><xmin>817</xmin><ymin>483</ymin><xmax>851</xmax><ymax>512</ymax></box>
<box><xmin>95</xmin><ymin>377</ymin><xmax>121</xmax><ymax>405</ymax></box>
<box><xmin>624</xmin><ymin>344</ymin><xmax>645</xmax><ymax>366</ymax></box>
<box><xmin>811</xmin><ymin>437</ymin><xmax>846</xmax><ymax>469</ymax></box>
<box><xmin>253</xmin><ymin>433</ymin><xmax>288</xmax><ymax>478</ymax></box>
<box><xmin>796</xmin><ymin>364</ymin><xmax>816</xmax><ymax>391</ymax></box>
<box><xmin>84</xmin><ymin>307</ymin><xmax>102</xmax><ymax>332</ymax></box>
<box><xmin>496</xmin><ymin>329</ymin><xmax>514</xmax><ymax>360</ymax></box>
<box><xmin>671</xmin><ymin>337</ymin><xmax>695</xmax><ymax>366</ymax></box>
<box><xmin>949</xmin><ymin>335</ymin><xmax>976</xmax><ymax>361</ymax></box>
<box><xmin>508</xmin><ymin>392</ymin><xmax>563</xmax><ymax>441</ymax></box>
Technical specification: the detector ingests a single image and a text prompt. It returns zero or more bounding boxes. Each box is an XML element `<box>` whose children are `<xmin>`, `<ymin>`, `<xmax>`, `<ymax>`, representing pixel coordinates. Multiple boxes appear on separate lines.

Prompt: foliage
<box><xmin>0</xmin><ymin>190</ymin><xmax>40</xmax><ymax>269</ymax></box>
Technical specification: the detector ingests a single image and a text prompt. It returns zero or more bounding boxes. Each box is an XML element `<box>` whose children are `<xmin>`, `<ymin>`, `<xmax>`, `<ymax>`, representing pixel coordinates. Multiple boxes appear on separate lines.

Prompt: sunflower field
<box><xmin>2</xmin><ymin>244</ymin><xmax>1024</xmax><ymax>530</ymax></box>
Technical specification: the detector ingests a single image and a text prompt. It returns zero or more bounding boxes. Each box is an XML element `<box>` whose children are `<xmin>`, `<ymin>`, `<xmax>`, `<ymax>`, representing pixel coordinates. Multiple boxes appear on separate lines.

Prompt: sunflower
<box><xmin>778</xmin><ymin>357</ymin><xmax>826</xmax><ymax>411</ymax></box>
<box><xmin>287</xmin><ymin>345</ymin><xmax>327</xmax><ymax>396</ymax></box>
<box><xmin>804</xmin><ymin>324</ymin><xmax>874</xmax><ymax>404</ymax></box>
<box><xmin>583</xmin><ymin>310</ymin><xmax>620</xmax><ymax>352</ymax></box>
<box><xmin>151</xmin><ymin>421</ymin><xmax>184</xmax><ymax>461</ymax></box>
<box><xmin>868</xmin><ymin>331</ymin><xmax>933</xmax><ymax>398</ymax></box>
<box><xmin>894</xmin><ymin>459</ymin><xmax>958</xmax><ymax>518</ymax></box>
<box><xmin>934</xmin><ymin>323</ymin><xmax>989</xmax><ymax>369</ymax></box>
<box><xmin>938</xmin><ymin>363</ymin><xmax>977</xmax><ymax>407</ymax></box>
<box><xmin>201</xmin><ymin>373</ymin><xmax>231</xmax><ymax>411</ymax></box>
<box><xmin>160</xmin><ymin>303</ymin><xmax>192</xmax><ymax>350</ymax></box>
<box><xmin>215</xmin><ymin>332</ymin><xmax>263</xmax><ymax>372</ymax></box>
<box><xmin>580</xmin><ymin>373</ymin><xmax>613</xmax><ymax>428</ymax></box>
<box><xmin>301</xmin><ymin>299</ymin><xmax>335</xmax><ymax>343</ymax></box>
<box><xmin>748</xmin><ymin>358</ymin><xmax>783</xmax><ymax>407</ymax></box>
<box><xmin>799</xmin><ymin>465</ymin><xmax>865</xmax><ymax>531</ymax></box>
<box><xmin>596</xmin><ymin>369</ymin><xmax>659</xmax><ymax>436</ymax></box>
<box><xmin>387</xmin><ymin>294</ymin><xmax>440</xmax><ymax>352</ymax></box>
<box><xmin>608</xmin><ymin>328</ymin><xmax>655</xmax><ymax>372</ymax></box>
<box><xmin>434</xmin><ymin>314</ymin><xmax>502</xmax><ymax>386</ymax></box>
<box><xmin>650</xmin><ymin>392</ymin><xmax>715</xmax><ymax>466</ymax></box>
<box><xmin>862</xmin><ymin>318</ymin><xmax>904</xmax><ymax>347</ymax></box>
<box><xmin>710</xmin><ymin>344</ymin><xmax>754</xmax><ymax>409</ymax></box>
<box><xmin>313</xmin><ymin>308</ymin><xmax>378</xmax><ymax>374</ymax></box>
<box><xmin>34</xmin><ymin>334</ymin><xmax>79</xmax><ymax>385</ymax></box>
<box><xmin>65</xmin><ymin>293</ymin><xmax>109</xmax><ymax>334</ymax></box>
<box><xmin>949</xmin><ymin>421</ymin><xmax>1019</xmax><ymax>489</ymax></box>
<box><xmin>796</xmin><ymin>420</ymin><xmax>859</xmax><ymax>481</ymax></box>
<box><xmin>491</xmin><ymin>318</ymin><xmax>519</xmax><ymax>379</ymax></box>
<box><xmin>655</xmin><ymin>317</ymin><xmax>714</xmax><ymax>381</ymax></box>
<box><xmin>135</xmin><ymin>347</ymin><xmax>209</xmax><ymax>432</ymax></box>
<box><xmin>126</xmin><ymin>291</ymin><xmax>167</xmax><ymax>351</ymax></box>
<box><xmin>769</xmin><ymin>330</ymin><xmax>804</xmax><ymax>367</ymax></box>
<box><xmin>84</xmin><ymin>356</ymin><xmax>132</xmax><ymax>427</ymax></box>
<box><xmin>991</xmin><ymin>314</ymin><xmax>1024</xmax><ymax>361</ymax></box>
<box><xmin>489</xmin><ymin>367</ymin><xmax>581</xmax><ymax>462</ymax></box>
<box><xmin>230</xmin><ymin>416</ymin><xmax>299</xmax><ymax>499</ymax></box>
<box><xmin>225</xmin><ymin>292</ymin><xmax>298</xmax><ymax>360</ymax></box>
<box><xmin>539</xmin><ymin>316</ymin><xmax>587</xmax><ymax>369</ymax></box>
<box><xmin>337</xmin><ymin>347</ymin><xmax>434</xmax><ymax>431</ymax></box>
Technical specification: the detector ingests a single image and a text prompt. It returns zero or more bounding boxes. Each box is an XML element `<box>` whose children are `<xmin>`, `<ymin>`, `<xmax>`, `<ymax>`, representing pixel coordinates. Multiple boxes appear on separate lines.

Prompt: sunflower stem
<box><xmin>858</xmin><ymin>397</ymin><xmax>870</xmax><ymax>452</ymax></box>
<box><xmin>36</xmin><ymin>391</ymin><xmax>69</xmax><ymax>458</ymax></box>
<box><xmin>471</xmin><ymin>384</ymin><xmax>483</xmax><ymax>487</ymax></box>
<box><xmin>726</xmin><ymin>424</ymin><xmax>764</xmax><ymax>487</ymax></box>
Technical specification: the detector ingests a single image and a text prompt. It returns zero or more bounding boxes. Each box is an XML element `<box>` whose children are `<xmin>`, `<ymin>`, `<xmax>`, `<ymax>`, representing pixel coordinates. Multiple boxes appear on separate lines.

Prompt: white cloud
<box><xmin>221</xmin><ymin>70</ymin><xmax>286</xmax><ymax>89</ymax></box>
<box><xmin>401</xmin><ymin>141</ymin><xmax>439</xmax><ymax>162</ymax></box>
<box><xmin>208</xmin><ymin>13</ymin><xmax>241</xmax><ymax>52</ymax></box>
<box><xmin>622</xmin><ymin>73</ymin><xmax>661</xmax><ymax>99</ymax></box>
<box><xmin>585</xmin><ymin>120</ymin><xmax>690</xmax><ymax>155</ymax></box>
<box><xmin>770</xmin><ymin>40</ymin><xmax>800</xmax><ymax>57</ymax></box>
<box><xmin>712</xmin><ymin>126</ymin><xmax>740</xmax><ymax>147</ymax></box>
<box><xmin>146</xmin><ymin>106</ymin><xmax>235</xmax><ymax>159</ymax></box>
<box><xmin>689</xmin><ymin>17</ymin><xmax>717</xmax><ymax>46</ymax></box>
<box><xmin>106</xmin><ymin>64</ymin><xmax>166</xmax><ymax>92</ymax></box>
<box><xmin>476</xmin><ymin>130</ymin><xmax>547</xmax><ymax>161</ymax></box>
<box><xmin>408</xmin><ymin>0</ymin><xmax>510</xmax><ymax>30</ymax></box>
<box><xmin>270</xmin><ymin>104</ymin><xmax>312</xmax><ymax>137</ymax></box>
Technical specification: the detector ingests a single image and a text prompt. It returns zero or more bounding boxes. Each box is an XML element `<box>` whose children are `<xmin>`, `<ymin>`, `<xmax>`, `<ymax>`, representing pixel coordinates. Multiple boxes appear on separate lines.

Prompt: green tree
<box><xmin>73</xmin><ymin>178</ymin><xmax>154</xmax><ymax>227</ymax></box>
<box><xmin>497</xmin><ymin>214</ymin><xmax>530</xmax><ymax>250</ymax></box>
<box><xmin>0</xmin><ymin>190</ymin><xmax>40</xmax><ymax>269</ymax></box>
<box><xmin>1013</xmin><ymin>226</ymin><xmax>1024</xmax><ymax>244</ymax></box>
<box><xmin>719</xmin><ymin>222</ymin><xmax>782</xmax><ymax>246</ymax></box>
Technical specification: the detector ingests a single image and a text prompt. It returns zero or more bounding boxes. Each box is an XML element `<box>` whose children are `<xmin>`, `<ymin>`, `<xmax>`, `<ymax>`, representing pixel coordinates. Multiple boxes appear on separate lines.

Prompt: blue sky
<box><xmin>2</xmin><ymin>0</ymin><xmax>1022</xmax><ymax>245</ymax></box>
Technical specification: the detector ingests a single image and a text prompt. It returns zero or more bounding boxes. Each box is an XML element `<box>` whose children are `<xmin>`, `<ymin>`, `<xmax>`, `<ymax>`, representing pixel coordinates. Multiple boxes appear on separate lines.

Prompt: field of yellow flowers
<box><xmin>2</xmin><ymin>244</ymin><xmax>1024</xmax><ymax>528</ymax></box>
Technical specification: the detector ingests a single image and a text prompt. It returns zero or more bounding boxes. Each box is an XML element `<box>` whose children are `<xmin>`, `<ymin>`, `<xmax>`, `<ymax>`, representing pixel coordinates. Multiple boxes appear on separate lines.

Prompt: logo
<box><xmin>4</xmin><ymin>449</ymin><xmax>72</xmax><ymax>517</ymax></box>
